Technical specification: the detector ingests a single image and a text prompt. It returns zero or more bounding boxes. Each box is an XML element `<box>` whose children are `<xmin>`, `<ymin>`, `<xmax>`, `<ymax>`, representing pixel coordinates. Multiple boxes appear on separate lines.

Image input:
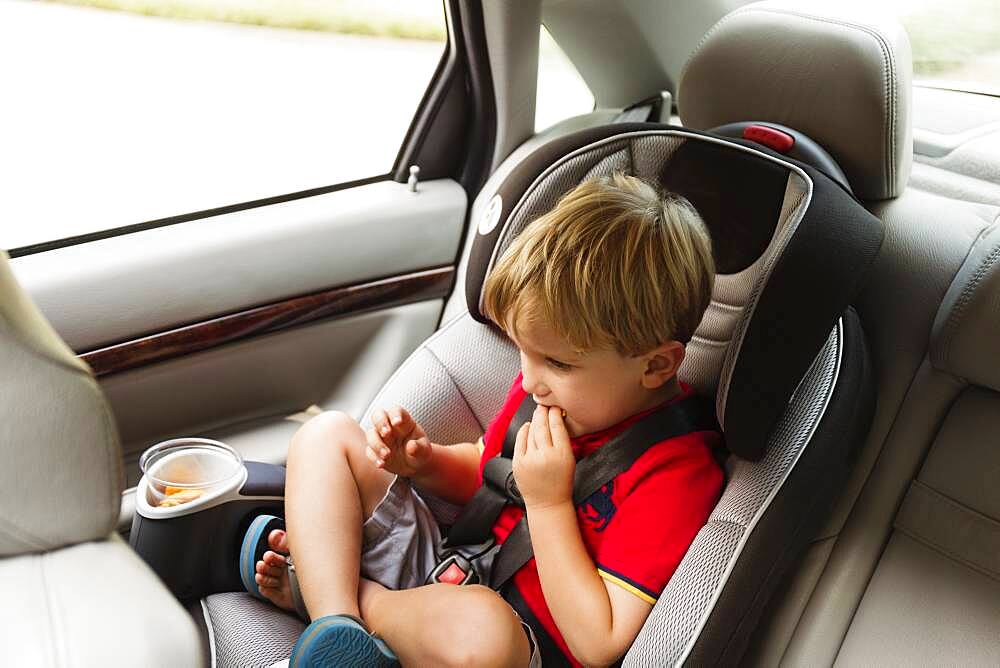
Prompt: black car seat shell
<box><xmin>200</xmin><ymin>122</ymin><xmax>882</xmax><ymax>667</ymax></box>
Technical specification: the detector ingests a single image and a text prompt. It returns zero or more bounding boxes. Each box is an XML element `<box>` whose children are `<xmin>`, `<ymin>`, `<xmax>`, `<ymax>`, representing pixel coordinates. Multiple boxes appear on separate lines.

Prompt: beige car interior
<box><xmin>2</xmin><ymin>0</ymin><xmax>999</xmax><ymax>664</ymax></box>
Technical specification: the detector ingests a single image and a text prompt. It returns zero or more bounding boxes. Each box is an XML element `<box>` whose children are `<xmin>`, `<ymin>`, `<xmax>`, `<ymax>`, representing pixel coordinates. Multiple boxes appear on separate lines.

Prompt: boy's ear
<box><xmin>641</xmin><ymin>341</ymin><xmax>686</xmax><ymax>389</ymax></box>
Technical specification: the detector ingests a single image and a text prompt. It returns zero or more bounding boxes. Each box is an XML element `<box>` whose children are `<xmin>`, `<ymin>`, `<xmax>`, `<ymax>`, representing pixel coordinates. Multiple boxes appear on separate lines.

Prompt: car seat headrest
<box><xmin>930</xmin><ymin>224</ymin><xmax>1000</xmax><ymax>392</ymax></box>
<box><xmin>465</xmin><ymin>124</ymin><xmax>883</xmax><ymax>460</ymax></box>
<box><xmin>678</xmin><ymin>0</ymin><xmax>913</xmax><ymax>201</ymax></box>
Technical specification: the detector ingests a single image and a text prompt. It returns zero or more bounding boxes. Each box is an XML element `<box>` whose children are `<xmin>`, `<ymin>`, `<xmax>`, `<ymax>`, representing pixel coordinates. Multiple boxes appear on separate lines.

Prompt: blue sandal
<box><xmin>290</xmin><ymin>614</ymin><xmax>399</xmax><ymax>667</ymax></box>
<box><xmin>239</xmin><ymin>514</ymin><xmax>286</xmax><ymax>599</ymax></box>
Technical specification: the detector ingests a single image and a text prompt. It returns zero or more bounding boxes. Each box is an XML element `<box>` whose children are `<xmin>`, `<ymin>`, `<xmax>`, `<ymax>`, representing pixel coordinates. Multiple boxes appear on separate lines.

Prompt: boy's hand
<box><xmin>512</xmin><ymin>405</ymin><xmax>575</xmax><ymax>509</ymax></box>
<box><xmin>365</xmin><ymin>406</ymin><xmax>432</xmax><ymax>477</ymax></box>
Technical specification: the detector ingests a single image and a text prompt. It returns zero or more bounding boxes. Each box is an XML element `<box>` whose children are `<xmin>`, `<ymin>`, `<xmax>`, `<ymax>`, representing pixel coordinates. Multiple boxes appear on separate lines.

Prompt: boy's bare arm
<box><xmin>528</xmin><ymin>503</ymin><xmax>652</xmax><ymax>667</ymax></box>
<box><xmin>514</xmin><ymin>406</ymin><xmax>651</xmax><ymax>667</ymax></box>
<box><xmin>409</xmin><ymin>440</ymin><xmax>482</xmax><ymax>505</ymax></box>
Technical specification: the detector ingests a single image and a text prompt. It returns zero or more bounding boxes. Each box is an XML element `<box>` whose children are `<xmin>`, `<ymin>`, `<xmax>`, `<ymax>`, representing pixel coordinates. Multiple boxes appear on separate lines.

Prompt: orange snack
<box><xmin>158</xmin><ymin>487</ymin><xmax>206</xmax><ymax>507</ymax></box>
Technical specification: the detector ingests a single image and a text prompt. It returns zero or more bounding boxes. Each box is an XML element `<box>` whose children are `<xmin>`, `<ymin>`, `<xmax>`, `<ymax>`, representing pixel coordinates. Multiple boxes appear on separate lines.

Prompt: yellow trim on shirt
<box><xmin>598</xmin><ymin>569</ymin><xmax>657</xmax><ymax>605</ymax></box>
<box><xmin>476</xmin><ymin>437</ymin><xmax>485</xmax><ymax>456</ymax></box>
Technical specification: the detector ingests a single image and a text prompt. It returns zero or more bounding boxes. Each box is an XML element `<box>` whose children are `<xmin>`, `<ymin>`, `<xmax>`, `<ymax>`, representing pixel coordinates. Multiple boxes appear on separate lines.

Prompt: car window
<box><xmin>0</xmin><ymin>0</ymin><xmax>446</xmax><ymax>252</ymax></box>
<box><xmin>892</xmin><ymin>0</ymin><xmax>1000</xmax><ymax>96</ymax></box>
<box><xmin>536</xmin><ymin>25</ymin><xmax>594</xmax><ymax>132</ymax></box>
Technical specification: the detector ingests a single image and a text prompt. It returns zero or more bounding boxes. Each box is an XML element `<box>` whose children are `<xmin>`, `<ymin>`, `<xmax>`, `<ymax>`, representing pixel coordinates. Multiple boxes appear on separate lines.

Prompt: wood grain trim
<box><xmin>80</xmin><ymin>266</ymin><xmax>454</xmax><ymax>377</ymax></box>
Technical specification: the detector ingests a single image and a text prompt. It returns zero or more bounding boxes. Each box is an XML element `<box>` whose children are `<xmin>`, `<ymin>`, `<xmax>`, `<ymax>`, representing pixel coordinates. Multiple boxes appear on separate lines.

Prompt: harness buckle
<box><xmin>428</xmin><ymin>553</ymin><xmax>479</xmax><ymax>586</ymax></box>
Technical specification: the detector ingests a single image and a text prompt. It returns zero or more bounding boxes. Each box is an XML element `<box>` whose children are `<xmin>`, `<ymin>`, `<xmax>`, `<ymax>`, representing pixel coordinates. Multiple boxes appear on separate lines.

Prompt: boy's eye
<box><xmin>546</xmin><ymin>358</ymin><xmax>573</xmax><ymax>371</ymax></box>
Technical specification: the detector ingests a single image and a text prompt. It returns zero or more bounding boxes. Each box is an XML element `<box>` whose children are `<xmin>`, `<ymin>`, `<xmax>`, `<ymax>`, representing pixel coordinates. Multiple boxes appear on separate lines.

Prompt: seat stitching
<box><xmin>424</xmin><ymin>344</ymin><xmax>485</xmax><ymax>433</ymax></box>
<box><xmin>740</xmin><ymin>7</ymin><xmax>897</xmax><ymax>196</ymax></box>
<box><xmin>96</xmin><ymin>379</ymin><xmax>122</xmax><ymax>531</ymax></box>
<box><xmin>678</xmin><ymin>8</ymin><xmax>755</xmax><ymax>88</ymax></box>
<box><xmin>0</xmin><ymin>514</ymin><xmax>48</xmax><ymax>551</ymax></box>
<box><xmin>685</xmin><ymin>6</ymin><xmax>899</xmax><ymax>196</ymax></box>
<box><xmin>39</xmin><ymin>553</ymin><xmax>65</xmax><ymax>667</ymax></box>
<box><xmin>894</xmin><ymin>525</ymin><xmax>1000</xmax><ymax>583</ymax></box>
<box><xmin>360</xmin><ymin>311</ymin><xmax>469</xmax><ymax>424</ymax></box>
<box><xmin>940</xmin><ymin>243</ymin><xmax>1000</xmax><ymax>370</ymax></box>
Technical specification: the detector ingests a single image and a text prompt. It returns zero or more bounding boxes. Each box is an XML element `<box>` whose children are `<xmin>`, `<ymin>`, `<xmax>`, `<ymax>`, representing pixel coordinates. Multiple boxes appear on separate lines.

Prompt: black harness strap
<box><xmin>505</xmin><ymin>584</ymin><xmax>574</xmax><ymax>668</ymax></box>
<box><xmin>488</xmin><ymin>394</ymin><xmax>718</xmax><ymax>589</ymax></box>
<box><xmin>443</xmin><ymin>397</ymin><xmax>536</xmax><ymax>548</ymax></box>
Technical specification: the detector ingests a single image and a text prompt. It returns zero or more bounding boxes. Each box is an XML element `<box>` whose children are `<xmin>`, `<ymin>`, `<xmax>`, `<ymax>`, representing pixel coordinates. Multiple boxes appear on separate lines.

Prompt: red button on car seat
<box><xmin>743</xmin><ymin>125</ymin><xmax>795</xmax><ymax>153</ymax></box>
<box><xmin>438</xmin><ymin>562</ymin><xmax>467</xmax><ymax>585</ymax></box>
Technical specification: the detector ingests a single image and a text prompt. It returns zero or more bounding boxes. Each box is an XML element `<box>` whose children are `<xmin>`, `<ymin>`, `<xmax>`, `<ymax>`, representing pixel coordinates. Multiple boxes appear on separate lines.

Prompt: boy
<box><xmin>247</xmin><ymin>173</ymin><xmax>723</xmax><ymax>667</ymax></box>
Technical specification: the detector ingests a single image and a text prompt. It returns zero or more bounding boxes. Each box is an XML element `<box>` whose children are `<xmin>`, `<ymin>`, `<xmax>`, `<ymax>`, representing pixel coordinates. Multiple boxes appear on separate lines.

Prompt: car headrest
<box><xmin>0</xmin><ymin>251</ymin><xmax>122</xmax><ymax>557</ymax></box>
<box><xmin>678</xmin><ymin>0</ymin><xmax>912</xmax><ymax>201</ymax></box>
<box><xmin>930</xmin><ymin>224</ymin><xmax>1000</xmax><ymax>392</ymax></box>
<box><xmin>465</xmin><ymin>124</ymin><xmax>882</xmax><ymax>460</ymax></box>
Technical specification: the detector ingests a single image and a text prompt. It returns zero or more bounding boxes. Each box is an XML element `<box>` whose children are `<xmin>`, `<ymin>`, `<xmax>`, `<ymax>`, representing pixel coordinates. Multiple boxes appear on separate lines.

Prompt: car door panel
<box><xmin>11</xmin><ymin>179</ymin><xmax>466</xmax><ymax>352</ymax></box>
<box><xmin>11</xmin><ymin>178</ymin><xmax>468</xmax><ymax>514</ymax></box>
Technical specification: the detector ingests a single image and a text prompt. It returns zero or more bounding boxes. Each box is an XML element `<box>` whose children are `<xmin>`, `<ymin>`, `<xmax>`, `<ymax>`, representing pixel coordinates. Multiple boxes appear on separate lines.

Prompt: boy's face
<box><xmin>510</xmin><ymin>315</ymin><xmax>676</xmax><ymax>438</ymax></box>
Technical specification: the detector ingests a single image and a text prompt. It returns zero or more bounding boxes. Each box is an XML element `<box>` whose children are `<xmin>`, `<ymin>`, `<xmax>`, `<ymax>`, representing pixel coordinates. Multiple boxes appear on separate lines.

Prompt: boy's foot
<box><xmin>254</xmin><ymin>528</ymin><xmax>297</xmax><ymax>612</ymax></box>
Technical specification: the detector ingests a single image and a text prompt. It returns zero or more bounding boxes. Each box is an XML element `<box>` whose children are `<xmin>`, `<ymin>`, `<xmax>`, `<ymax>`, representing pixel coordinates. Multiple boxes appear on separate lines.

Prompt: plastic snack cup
<box><xmin>139</xmin><ymin>438</ymin><xmax>243</xmax><ymax>508</ymax></box>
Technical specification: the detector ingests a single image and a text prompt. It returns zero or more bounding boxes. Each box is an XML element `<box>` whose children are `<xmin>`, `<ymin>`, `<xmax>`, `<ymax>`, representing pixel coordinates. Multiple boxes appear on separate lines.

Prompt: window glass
<box><xmin>536</xmin><ymin>25</ymin><xmax>595</xmax><ymax>133</ymax></box>
<box><xmin>776</xmin><ymin>0</ymin><xmax>1000</xmax><ymax>96</ymax></box>
<box><xmin>887</xmin><ymin>0</ymin><xmax>1000</xmax><ymax>96</ymax></box>
<box><xmin>0</xmin><ymin>0</ymin><xmax>446</xmax><ymax>251</ymax></box>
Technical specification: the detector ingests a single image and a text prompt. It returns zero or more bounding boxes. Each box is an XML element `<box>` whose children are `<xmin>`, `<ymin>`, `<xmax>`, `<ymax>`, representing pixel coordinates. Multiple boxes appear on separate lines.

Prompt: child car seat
<box><xmin>199</xmin><ymin>123</ymin><xmax>882</xmax><ymax>667</ymax></box>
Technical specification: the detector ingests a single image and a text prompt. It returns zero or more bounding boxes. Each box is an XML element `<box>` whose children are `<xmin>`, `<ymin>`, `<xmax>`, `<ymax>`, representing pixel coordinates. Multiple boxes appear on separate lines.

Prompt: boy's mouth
<box><xmin>533</xmin><ymin>398</ymin><xmax>568</xmax><ymax>419</ymax></box>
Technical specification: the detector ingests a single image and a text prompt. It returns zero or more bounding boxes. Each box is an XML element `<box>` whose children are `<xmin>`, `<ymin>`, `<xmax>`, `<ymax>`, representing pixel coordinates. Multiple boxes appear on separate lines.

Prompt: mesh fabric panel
<box><xmin>204</xmin><ymin>592</ymin><xmax>304</xmax><ymax>668</ymax></box>
<box><xmin>624</xmin><ymin>321</ymin><xmax>841</xmax><ymax>667</ymax></box>
<box><xmin>631</xmin><ymin>135</ymin><xmax>688</xmax><ymax>177</ymax></box>
<box><xmin>584</xmin><ymin>147</ymin><xmax>631</xmax><ymax>180</ymax></box>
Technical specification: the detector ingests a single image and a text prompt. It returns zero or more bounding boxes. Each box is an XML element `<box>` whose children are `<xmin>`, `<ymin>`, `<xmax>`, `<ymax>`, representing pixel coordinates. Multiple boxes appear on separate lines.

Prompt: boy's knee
<box><xmin>436</xmin><ymin>586</ymin><xmax>525</xmax><ymax>668</ymax></box>
<box><xmin>289</xmin><ymin>410</ymin><xmax>362</xmax><ymax>459</ymax></box>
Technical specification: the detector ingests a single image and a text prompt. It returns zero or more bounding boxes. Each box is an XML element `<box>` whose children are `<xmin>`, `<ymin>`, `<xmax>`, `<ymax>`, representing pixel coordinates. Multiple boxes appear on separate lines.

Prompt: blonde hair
<box><xmin>482</xmin><ymin>173</ymin><xmax>715</xmax><ymax>355</ymax></box>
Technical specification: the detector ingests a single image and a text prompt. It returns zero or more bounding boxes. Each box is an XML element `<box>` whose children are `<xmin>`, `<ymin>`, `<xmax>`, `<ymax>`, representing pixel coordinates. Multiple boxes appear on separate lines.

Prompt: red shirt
<box><xmin>478</xmin><ymin>374</ymin><xmax>724</xmax><ymax>666</ymax></box>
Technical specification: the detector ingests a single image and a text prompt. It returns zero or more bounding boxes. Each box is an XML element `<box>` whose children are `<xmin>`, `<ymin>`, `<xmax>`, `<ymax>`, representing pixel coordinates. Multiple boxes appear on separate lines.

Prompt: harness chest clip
<box><xmin>428</xmin><ymin>553</ymin><xmax>479</xmax><ymax>586</ymax></box>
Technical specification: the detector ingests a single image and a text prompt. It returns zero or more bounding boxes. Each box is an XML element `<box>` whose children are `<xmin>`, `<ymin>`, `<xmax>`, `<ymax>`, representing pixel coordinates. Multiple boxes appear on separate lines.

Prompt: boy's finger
<box><xmin>531</xmin><ymin>405</ymin><xmax>552</xmax><ymax>449</ymax></box>
<box><xmin>398</xmin><ymin>407</ymin><xmax>414</xmax><ymax>427</ymax></box>
<box><xmin>513</xmin><ymin>422</ymin><xmax>529</xmax><ymax>459</ymax></box>
<box><xmin>408</xmin><ymin>436</ymin><xmax>430</xmax><ymax>453</ymax></box>
<box><xmin>378</xmin><ymin>409</ymin><xmax>392</xmax><ymax>437</ymax></box>
<box><xmin>388</xmin><ymin>406</ymin><xmax>404</xmax><ymax>427</ymax></box>
<box><xmin>547</xmin><ymin>407</ymin><xmax>570</xmax><ymax>447</ymax></box>
<box><xmin>364</xmin><ymin>446</ymin><xmax>383</xmax><ymax>467</ymax></box>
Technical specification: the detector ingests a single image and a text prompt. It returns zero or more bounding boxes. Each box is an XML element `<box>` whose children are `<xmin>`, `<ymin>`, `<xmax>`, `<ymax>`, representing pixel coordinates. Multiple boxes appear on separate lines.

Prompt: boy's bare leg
<box><xmin>282</xmin><ymin>411</ymin><xmax>396</xmax><ymax>620</ymax></box>
<box><xmin>358</xmin><ymin>579</ymin><xmax>532</xmax><ymax>667</ymax></box>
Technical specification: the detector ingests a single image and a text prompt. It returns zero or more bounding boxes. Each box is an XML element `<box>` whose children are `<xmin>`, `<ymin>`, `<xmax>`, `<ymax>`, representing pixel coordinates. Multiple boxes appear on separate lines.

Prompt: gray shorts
<box><xmin>362</xmin><ymin>475</ymin><xmax>542</xmax><ymax>668</ymax></box>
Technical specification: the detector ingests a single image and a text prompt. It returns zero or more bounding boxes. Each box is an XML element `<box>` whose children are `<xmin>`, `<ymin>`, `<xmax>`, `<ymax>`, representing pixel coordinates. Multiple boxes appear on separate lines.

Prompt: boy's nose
<box><xmin>520</xmin><ymin>370</ymin><xmax>548</xmax><ymax>398</ymax></box>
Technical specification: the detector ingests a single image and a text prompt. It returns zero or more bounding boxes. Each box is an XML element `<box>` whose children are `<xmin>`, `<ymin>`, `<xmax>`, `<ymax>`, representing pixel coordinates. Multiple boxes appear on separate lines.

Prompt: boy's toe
<box><xmin>263</xmin><ymin>550</ymin><xmax>287</xmax><ymax>567</ymax></box>
<box><xmin>268</xmin><ymin>528</ymin><xmax>289</xmax><ymax>553</ymax></box>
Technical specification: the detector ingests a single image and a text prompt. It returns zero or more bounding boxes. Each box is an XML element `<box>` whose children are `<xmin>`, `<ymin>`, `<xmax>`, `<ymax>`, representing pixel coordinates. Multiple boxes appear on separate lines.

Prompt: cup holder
<box><xmin>139</xmin><ymin>438</ymin><xmax>243</xmax><ymax>509</ymax></box>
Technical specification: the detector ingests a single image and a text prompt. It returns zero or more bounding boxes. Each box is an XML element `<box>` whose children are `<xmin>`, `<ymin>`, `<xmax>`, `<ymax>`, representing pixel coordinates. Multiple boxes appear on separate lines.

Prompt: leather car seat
<box><xmin>0</xmin><ymin>251</ymin><xmax>203</xmax><ymax>666</ymax></box>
